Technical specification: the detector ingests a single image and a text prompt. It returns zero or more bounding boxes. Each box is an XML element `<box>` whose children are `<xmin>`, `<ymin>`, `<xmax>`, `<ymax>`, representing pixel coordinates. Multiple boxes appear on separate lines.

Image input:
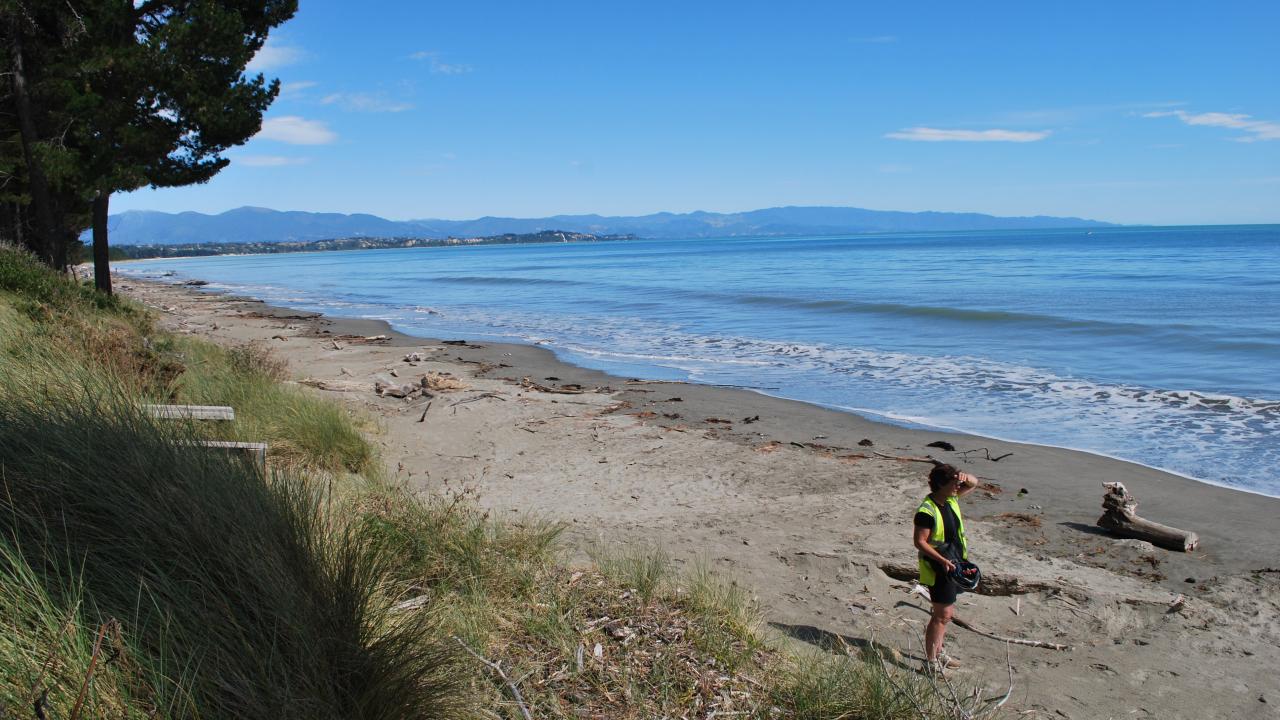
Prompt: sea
<box><xmin>118</xmin><ymin>225</ymin><xmax>1280</xmax><ymax>497</ymax></box>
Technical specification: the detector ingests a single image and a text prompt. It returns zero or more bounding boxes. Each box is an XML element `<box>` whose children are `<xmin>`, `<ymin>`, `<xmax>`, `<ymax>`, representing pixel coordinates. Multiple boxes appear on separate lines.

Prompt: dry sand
<box><xmin>120</xmin><ymin>275</ymin><xmax>1280</xmax><ymax>720</ymax></box>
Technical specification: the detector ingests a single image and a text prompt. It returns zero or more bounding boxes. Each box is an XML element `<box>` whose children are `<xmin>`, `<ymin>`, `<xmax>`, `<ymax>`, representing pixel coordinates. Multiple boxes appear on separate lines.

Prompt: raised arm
<box><xmin>956</xmin><ymin>472</ymin><xmax>979</xmax><ymax>497</ymax></box>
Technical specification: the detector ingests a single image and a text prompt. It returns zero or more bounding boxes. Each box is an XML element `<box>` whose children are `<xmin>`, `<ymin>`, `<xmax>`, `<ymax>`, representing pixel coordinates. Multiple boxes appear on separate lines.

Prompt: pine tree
<box><xmin>2</xmin><ymin>0</ymin><xmax>296</xmax><ymax>291</ymax></box>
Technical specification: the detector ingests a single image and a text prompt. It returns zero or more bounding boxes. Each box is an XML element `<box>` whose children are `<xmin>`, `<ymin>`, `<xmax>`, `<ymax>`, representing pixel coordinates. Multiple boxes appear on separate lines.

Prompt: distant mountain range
<box><xmin>100</xmin><ymin>205</ymin><xmax>1115</xmax><ymax>245</ymax></box>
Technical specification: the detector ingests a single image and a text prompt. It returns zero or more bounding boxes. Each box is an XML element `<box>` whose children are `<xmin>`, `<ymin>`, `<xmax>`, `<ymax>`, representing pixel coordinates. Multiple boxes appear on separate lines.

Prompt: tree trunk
<box><xmin>1097</xmin><ymin>482</ymin><xmax>1199</xmax><ymax>552</ymax></box>
<box><xmin>7</xmin><ymin>19</ymin><xmax>60</xmax><ymax>268</ymax></box>
<box><xmin>92</xmin><ymin>191</ymin><xmax>112</xmax><ymax>294</ymax></box>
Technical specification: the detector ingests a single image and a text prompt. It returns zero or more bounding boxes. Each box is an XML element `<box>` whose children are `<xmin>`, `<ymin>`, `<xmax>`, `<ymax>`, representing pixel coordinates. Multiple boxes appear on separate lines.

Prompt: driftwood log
<box><xmin>879</xmin><ymin>562</ymin><xmax>1084</xmax><ymax>600</ymax></box>
<box><xmin>1097</xmin><ymin>482</ymin><xmax>1199</xmax><ymax>552</ymax></box>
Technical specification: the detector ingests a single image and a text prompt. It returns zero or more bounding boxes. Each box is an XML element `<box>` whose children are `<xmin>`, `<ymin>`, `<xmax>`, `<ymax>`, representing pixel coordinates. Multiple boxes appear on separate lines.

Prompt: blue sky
<box><xmin>116</xmin><ymin>1</ymin><xmax>1280</xmax><ymax>225</ymax></box>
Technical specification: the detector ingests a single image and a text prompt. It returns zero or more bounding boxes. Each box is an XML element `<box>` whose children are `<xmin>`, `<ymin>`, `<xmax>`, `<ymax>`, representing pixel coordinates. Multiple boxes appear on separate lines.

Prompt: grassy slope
<box><xmin>0</xmin><ymin>247</ymin><xmax>981</xmax><ymax>720</ymax></box>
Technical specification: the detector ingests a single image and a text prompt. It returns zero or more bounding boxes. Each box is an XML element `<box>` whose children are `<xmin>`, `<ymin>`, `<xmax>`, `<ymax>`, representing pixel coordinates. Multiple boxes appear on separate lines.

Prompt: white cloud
<box><xmin>320</xmin><ymin>92</ymin><xmax>413</xmax><ymax>113</ymax></box>
<box><xmin>246</xmin><ymin>38</ymin><xmax>305</xmax><ymax>73</ymax></box>
<box><xmin>255</xmin><ymin>116</ymin><xmax>337</xmax><ymax>145</ymax></box>
<box><xmin>235</xmin><ymin>155</ymin><xmax>308</xmax><ymax>167</ymax></box>
<box><xmin>1144</xmin><ymin>110</ymin><xmax>1280</xmax><ymax>142</ymax></box>
<box><xmin>853</xmin><ymin>35</ymin><xmax>898</xmax><ymax>44</ymax></box>
<box><xmin>410</xmin><ymin>50</ymin><xmax>473</xmax><ymax>75</ymax></box>
<box><xmin>280</xmin><ymin>81</ymin><xmax>318</xmax><ymax>97</ymax></box>
<box><xmin>885</xmin><ymin>127</ymin><xmax>1051</xmax><ymax>142</ymax></box>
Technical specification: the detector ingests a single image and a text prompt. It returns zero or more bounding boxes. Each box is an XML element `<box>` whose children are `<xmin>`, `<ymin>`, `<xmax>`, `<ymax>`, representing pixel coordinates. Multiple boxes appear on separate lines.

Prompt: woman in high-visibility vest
<box><xmin>912</xmin><ymin>463</ymin><xmax>978</xmax><ymax>675</ymax></box>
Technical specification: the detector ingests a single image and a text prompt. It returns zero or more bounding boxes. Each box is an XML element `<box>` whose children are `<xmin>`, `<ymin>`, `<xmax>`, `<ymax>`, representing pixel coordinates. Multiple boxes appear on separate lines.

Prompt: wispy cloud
<box><xmin>280</xmin><ymin>80</ymin><xmax>318</xmax><ymax>97</ymax></box>
<box><xmin>320</xmin><ymin>92</ymin><xmax>413</xmax><ymax>113</ymax></box>
<box><xmin>246</xmin><ymin>38</ymin><xmax>305</xmax><ymax>73</ymax></box>
<box><xmin>256</xmin><ymin>116</ymin><xmax>337</xmax><ymax>145</ymax></box>
<box><xmin>885</xmin><ymin>127</ymin><xmax>1051</xmax><ymax>142</ymax></box>
<box><xmin>852</xmin><ymin>35</ymin><xmax>898</xmax><ymax>44</ymax></box>
<box><xmin>1144</xmin><ymin>110</ymin><xmax>1280</xmax><ymax>142</ymax></box>
<box><xmin>235</xmin><ymin>155</ymin><xmax>308</xmax><ymax>167</ymax></box>
<box><xmin>990</xmin><ymin>101</ymin><xmax>1184</xmax><ymax>126</ymax></box>
<box><xmin>409</xmin><ymin>50</ymin><xmax>473</xmax><ymax>75</ymax></box>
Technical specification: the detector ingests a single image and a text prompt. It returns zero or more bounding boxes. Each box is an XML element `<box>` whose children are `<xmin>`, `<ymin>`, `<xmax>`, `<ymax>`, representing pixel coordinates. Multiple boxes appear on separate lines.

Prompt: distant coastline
<box><xmin>112</xmin><ymin>230</ymin><xmax>635</xmax><ymax>260</ymax></box>
<box><xmin>97</xmin><ymin>204</ymin><xmax>1116</xmax><ymax>246</ymax></box>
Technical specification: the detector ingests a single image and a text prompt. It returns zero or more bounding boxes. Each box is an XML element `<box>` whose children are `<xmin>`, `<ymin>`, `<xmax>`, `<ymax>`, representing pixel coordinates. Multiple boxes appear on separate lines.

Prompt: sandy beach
<box><xmin>119</xmin><ymin>275</ymin><xmax>1280</xmax><ymax>720</ymax></box>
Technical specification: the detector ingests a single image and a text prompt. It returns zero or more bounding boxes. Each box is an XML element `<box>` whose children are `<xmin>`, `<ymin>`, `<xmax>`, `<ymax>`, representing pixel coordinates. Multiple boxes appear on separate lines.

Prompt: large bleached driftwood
<box><xmin>1097</xmin><ymin>482</ymin><xmax>1199</xmax><ymax>552</ymax></box>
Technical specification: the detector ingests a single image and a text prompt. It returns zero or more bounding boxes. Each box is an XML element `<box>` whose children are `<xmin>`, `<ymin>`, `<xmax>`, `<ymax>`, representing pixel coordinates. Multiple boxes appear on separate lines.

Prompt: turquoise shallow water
<box><xmin>121</xmin><ymin>225</ymin><xmax>1280</xmax><ymax>496</ymax></box>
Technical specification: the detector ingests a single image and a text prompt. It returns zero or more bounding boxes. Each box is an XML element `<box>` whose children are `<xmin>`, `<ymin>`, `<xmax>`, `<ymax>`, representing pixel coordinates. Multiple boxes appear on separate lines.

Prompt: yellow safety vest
<box><xmin>916</xmin><ymin>495</ymin><xmax>967</xmax><ymax>587</ymax></box>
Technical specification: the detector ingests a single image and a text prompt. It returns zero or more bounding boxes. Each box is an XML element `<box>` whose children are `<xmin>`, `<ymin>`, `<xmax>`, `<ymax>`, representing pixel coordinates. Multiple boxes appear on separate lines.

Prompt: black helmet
<box><xmin>949</xmin><ymin>560</ymin><xmax>981</xmax><ymax>592</ymax></box>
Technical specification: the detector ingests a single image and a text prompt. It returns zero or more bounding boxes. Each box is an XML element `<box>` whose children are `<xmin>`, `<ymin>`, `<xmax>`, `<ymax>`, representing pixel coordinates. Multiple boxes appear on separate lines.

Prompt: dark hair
<box><xmin>928</xmin><ymin>464</ymin><xmax>960</xmax><ymax>493</ymax></box>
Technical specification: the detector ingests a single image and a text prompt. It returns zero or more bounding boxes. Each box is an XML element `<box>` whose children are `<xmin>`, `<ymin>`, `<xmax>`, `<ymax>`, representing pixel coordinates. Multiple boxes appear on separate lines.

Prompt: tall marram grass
<box><xmin>0</xmin><ymin>245</ymin><xmax>373</xmax><ymax>476</ymax></box>
<box><xmin>0</xmin><ymin>539</ymin><xmax>163</xmax><ymax>718</ymax></box>
<box><xmin>169</xmin><ymin>338</ymin><xmax>374</xmax><ymax>474</ymax></box>
<box><xmin>0</xmin><ymin>244</ymin><xmax>134</xmax><ymax>316</ymax></box>
<box><xmin>0</xmin><ymin>380</ymin><xmax>464</xmax><ymax>719</ymax></box>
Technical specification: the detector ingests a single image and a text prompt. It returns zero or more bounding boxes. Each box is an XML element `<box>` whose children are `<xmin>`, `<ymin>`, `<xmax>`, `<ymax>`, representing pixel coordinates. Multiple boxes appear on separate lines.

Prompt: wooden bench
<box><xmin>197</xmin><ymin>440</ymin><xmax>268</xmax><ymax>471</ymax></box>
<box><xmin>144</xmin><ymin>404</ymin><xmax>236</xmax><ymax>421</ymax></box>
<box><xmin>145</xmin><ymin>404</ymin><xmax>266</xmax><ymax>472</ymax></box>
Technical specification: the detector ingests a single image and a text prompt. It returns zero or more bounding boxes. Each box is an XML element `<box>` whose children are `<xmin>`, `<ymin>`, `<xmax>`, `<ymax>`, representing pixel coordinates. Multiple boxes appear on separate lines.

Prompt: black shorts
<box><xmin>926</xmin><ymin>562</ymin><xmax>958</xmax><ymax>605</ymax></box>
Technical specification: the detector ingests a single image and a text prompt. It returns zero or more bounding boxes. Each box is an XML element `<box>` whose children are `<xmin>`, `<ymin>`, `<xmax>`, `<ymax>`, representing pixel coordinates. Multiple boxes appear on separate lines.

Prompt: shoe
<box><xmin>938</xmin><ymin>650</ymin><xmax>962</xmax><ymax>669</ymax></box>
<box><xmin>921</xmin><ymin>658</ymin><xmax>947</xmax><ymax>679</ymax></box>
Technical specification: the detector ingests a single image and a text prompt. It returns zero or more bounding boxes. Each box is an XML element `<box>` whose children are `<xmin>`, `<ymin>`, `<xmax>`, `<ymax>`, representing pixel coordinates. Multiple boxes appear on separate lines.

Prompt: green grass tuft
<box><xmin>591</xmin><ymin>543</ymin><xmax>669</xmax><ymax>602</ymax></box>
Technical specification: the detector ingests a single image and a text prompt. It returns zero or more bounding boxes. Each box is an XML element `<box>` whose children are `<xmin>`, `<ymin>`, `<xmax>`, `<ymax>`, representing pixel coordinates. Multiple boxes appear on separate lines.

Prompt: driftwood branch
<box><xmin>907</xmin><ymin>584</ymin><xmax>1072</xmax><ymax>650</ymax></box>
<box><xmin>453</xmin><ymin>636</ymin><xmax>534</xmax><ymax>720</ymax></box>
<box><xmin>951</xmin><ymin>616</ymin><xmax>1071</xmax><ymax>651</ymax></box>
<box><xmin>872</xmin><ymin>452</ymin><xmax>943</xmax><ymax>466</ymax></box>
<box><xmin>1097</xmin><ymin>482</ymin><xmax>1199</xmax><ymax>552</ymax></box>
<box><xmin>520</xmin><ymin>377</ymin><xmax>586</xmax><ymax>394</ymax></box>
<box><xmin>957</xmin><ymin>447</ymin><xmax>1014</xmax><ymax>463</ymax></box>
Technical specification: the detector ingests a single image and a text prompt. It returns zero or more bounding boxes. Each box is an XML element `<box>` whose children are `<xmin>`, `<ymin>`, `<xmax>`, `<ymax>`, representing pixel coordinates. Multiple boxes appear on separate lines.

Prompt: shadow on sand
<box><xmin>769</xmin><ymin>621</ymin><xmax>922</xmax><ymax>672</ymax></box>
<box><xmin>1060</xmin><ymin>521</ymin><xmax>1113</xmax><ymax>538</ymax></box>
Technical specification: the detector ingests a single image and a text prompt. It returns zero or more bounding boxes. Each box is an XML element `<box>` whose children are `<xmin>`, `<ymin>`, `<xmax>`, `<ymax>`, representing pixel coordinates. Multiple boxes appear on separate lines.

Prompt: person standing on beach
<box><xmin>913</xmin><ymin>463</ymin><xmax>978</xmax><ymax>674</ymax></box>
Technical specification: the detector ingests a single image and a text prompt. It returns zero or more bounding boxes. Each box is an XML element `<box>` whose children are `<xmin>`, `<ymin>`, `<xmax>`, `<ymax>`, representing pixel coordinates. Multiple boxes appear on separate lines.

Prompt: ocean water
<box><xmin>120</xmin><ymin>225</ymin><xmax>1280</xmax><ymax>496</ymax></box>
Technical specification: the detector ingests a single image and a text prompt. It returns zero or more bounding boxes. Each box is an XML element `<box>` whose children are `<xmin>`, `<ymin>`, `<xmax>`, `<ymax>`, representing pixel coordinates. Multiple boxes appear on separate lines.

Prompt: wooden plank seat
<box><xmin>197</xmin><ymin>440</ymin><xmax>268</xmax><ymax>472</ymax></box>
<box><xmin>145</xmin><ymin>404</ymin><xmax>266</xmax><ymax>472</ymax></box>
<box><xmin>144</xmin><ymin>404</ymin><xmax>236</xmax><ymax>421</ymax></box>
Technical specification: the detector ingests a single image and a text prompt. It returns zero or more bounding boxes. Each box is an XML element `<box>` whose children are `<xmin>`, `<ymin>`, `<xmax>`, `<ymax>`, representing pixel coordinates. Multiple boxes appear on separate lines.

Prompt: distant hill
<box><xmin>100</xmin><ymin>205</ymin><xmax>1115</xmax><ymax>245</ymax></box>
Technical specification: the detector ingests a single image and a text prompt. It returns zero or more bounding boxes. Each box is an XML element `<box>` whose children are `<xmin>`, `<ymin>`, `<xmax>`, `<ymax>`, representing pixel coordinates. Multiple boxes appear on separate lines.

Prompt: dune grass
<box><xmin>168</xmin><ymin>337</ymin><xmax>375</xmax><ymax>474</ymax></box>
<box><xmin>1</xmin><ymin>245</ymin><xmax>374</xmax><ymax>476</ymax></box>
<box><xmin>0</xmin><ymin>376</ymin><xmax>465</xmax><ymax>719</ymax></box>
<box><xmin>0</xmin><ymin>539</ymin><xmax>162</xmax><ymax>719</ymax></box>
<box><xmin>1</xmin><ymin>248</ymin><xmax>462</xmax><ymax>718</ymax></box>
